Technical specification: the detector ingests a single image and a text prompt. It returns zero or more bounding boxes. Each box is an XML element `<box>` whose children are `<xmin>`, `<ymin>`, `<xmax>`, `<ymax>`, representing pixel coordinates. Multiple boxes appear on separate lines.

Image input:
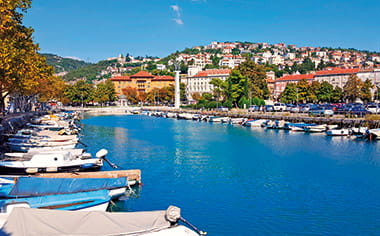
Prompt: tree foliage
<box><xmin>343</xmin><ymin>74</ymin><xmax>362</xmax><ymax>102</ymax></box>
<box><xmin>0</xmin><ymin>0</ymin><xmax>65</xmax><ymax>111</ymax></box>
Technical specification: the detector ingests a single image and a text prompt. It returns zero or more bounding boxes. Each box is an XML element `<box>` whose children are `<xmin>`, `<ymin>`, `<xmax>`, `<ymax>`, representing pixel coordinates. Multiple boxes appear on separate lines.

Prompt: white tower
<box><xmin>174</xmin><ymin>63</ymin><xmax>180</xmax><ymax>109</ymax></box>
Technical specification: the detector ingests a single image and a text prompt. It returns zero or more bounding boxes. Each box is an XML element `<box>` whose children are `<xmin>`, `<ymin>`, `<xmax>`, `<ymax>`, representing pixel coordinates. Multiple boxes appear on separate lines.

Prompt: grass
<box><xmin>365</xmin><ymin>114</ymin><xmax>380</xmax><ymax>120</ymax></box>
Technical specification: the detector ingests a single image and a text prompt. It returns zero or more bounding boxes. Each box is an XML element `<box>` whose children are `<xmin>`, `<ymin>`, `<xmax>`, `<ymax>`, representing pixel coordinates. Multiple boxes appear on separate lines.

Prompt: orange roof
<box><xmin>153</xmin><ymin>75</ymin><xmax>174</xmax><ymax>81</ymax></box>
<box><xmin>109</xmin><ymin>76</ymin><xmax>131</xmax><ymax>81</ymax></box>
<box><xmin>276</xmin><ymin>74</ymin><xmax>314</xmax><ymax>82</ymax></box>
<box><xmin>193</xmin><ymin>69</ymin><xmax>231</xmax><ymax>77</ymax></box>
<box><xmin>315</xmin><ymin>68</ymin><xmax>359</xmax><ymax>76</ymax></box>
<box><xmin>130</xmin><ymin>71</ymin><xmax>154</xmax><ymax>78</ymax></box>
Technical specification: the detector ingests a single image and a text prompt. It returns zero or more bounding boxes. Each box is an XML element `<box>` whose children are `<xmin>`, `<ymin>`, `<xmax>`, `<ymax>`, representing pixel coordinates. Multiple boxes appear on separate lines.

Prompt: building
<box><xmin>313</xmin><ymin>68</ymin><xmax>360</xmax><ymax>88</ymax></box>
<box><xmin>186</xmin><ymin>69</ymin><xmax>231</xmax><ymax>100</ymax></box>
<box><xmin>273</xmin><ymin>74</ymin><xmax>314</xmax><ymax>98</ymax></box>
<box><xmin>109</xmin><ymin>71</ymin><xmax>174</xmax><ymax>95</ymax></box>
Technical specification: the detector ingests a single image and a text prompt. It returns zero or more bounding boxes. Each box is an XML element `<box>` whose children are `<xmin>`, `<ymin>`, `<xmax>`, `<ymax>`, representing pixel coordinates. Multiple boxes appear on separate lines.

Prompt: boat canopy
<box><xmin>2</xmin><ymin>206</ymin><xmax>181</xmax><ymax>235</ymax></box>
<box><xmin>2</xmin><ymin>177</ymin><xmax>127</xmax><ymax>197</ymax></box>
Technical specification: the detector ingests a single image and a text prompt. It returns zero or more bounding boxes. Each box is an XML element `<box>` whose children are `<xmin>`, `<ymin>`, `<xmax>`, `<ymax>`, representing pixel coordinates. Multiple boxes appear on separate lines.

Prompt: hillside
<box><xmin>62</xmin><ymin>59</ymin><xmax>117</xmax><ymax>81</ymax></box>
<box><xmin>41</xmin><ymin>53</ymin><xmax>91</xmax><ymax>73</ymax></box>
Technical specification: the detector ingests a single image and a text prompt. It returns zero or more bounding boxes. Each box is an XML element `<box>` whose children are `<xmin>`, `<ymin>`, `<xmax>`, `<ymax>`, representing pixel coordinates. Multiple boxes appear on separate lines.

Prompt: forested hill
<box><xmin>41</xmin><ymin>53</ymin><xmax>91</xmax><ymax>73</ymax></box>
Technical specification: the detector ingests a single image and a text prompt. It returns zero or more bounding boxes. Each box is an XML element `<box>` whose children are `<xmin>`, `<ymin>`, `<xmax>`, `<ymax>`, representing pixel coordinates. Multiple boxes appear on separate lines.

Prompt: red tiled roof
<box><xmin>276</xmin><ymin>74</ymin><xmax>314</xmax><ymax>82</ymax></box>
<box><xmin>109</xmin><ymin>76</ymin><xmax>131</xmax><ymax>81</ymax></box>
<box><xmin>130</xmin><ymin>71</ymin><xmax>154</xmax><ymax>78</ymax></box>
<box><xmin>153</xmin><ymin>75</ymin><xmax>174</xmax><ymax>81</ymax></box>
<box><xmin>315</xmin><ymin>68</ymin><xmax>359</xmax><ymax>76</ymax></box>
<box><xmin>193</xmin><ymin>69</ymin><xmax>231</xmax><ymax>77</ymax></box>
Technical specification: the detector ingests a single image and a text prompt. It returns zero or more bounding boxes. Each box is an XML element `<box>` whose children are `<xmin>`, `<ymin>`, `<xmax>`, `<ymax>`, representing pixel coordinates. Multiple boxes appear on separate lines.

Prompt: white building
<box><xmin>186</xmin><ymin>69</ymin><xmax>231</xmax><ymax>100</ymax></box>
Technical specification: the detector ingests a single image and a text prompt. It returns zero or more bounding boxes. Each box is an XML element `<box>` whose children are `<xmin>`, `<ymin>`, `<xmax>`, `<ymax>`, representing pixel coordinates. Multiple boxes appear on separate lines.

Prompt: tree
<box><xmin>226</xmin><ymin>69</ymin><xmax>248</xmax><ymax>107</ymax></box>
<box><xmin>93</xmin><ymin>80</ymin><xmax>116</xmax><ymax>106</ymax></box>
<box><xmin>236</xmin><ymin>60</ymin><xmax>269</xmax><ymax>99</ymax></box>
<box><xmin>0</xmin><ymin>0</ymin><xmax>61</xmax><ymax>111</ymax></box>
<box><xmin>331</xmin><ymin>86</ymin><xmax>343</xmax><ymax>102</ymax></box>
<box><xmin>210</xmin><ymin>78</ymin><xmax>227</xmax><ymax>101</ymax></box>
<box><xmin>343</xmin><ymin>74</ymin><xmax>362</xmax><ymax>102</ymax></box>
<box><xmin>309</xmin><ymin>81</ymin><xmax>321</xmax><ymax>102</ymax></box>
<box><xmin>64</xmin><ymin>80</ymin><xmax>94</xmax><ymax>105</ymax></box>
<box><xmin>318</xmin><ymin>81</ymin><xmax>334</xmax><ymax>102</ymax></box>
<box><xmin>360</xmin><ymin>78</ymin><xmax>373</xmax><ymax>103</ymax></box>
<box><xmin>296</xmin><ymin>79</ymin><xmax>311</xmax><ymax>103</ymax></box>
<box><xmin>280</xmin><ymin>83</ymin><xmax>297</xmax><ymax>103</ymax></box>
<box><xmin>191</xmin><ymin>92</ymin><xmax>202</xmax><ymax>101</ymax></box>
<box><xmin>121</xmin><ymin>86</ymin><xmax>138</xmax><ymax>104</ymax></box>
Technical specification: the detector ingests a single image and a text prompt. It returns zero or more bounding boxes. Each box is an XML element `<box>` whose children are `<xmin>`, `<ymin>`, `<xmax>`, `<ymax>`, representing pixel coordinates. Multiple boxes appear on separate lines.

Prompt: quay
<box><xmin>143</xmin><ymin>107</ymin><xmax>380</xmax><ymax>129</ymax></box>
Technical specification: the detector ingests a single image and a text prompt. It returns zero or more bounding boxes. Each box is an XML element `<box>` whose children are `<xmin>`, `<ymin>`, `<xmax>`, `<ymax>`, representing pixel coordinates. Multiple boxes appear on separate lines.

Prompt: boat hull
<box><xmin>0</xmin><ymin>165</ymin><xmax>102</xmax><ymax>175</ymax></box>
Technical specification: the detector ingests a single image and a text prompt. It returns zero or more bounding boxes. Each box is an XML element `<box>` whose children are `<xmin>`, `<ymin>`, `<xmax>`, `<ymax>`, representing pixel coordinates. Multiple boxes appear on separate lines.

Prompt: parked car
<box><xmin>264</xmin><ymin>105</ymin><xmax>274</xmax><ymax>112</ymax></box>
<box><xmin>248</xmin><ymin>105</ymin><xmax>260</xmax><ymax>112</ymax></box>
<box><xmin>273</xmin><ymin>103</ymin><xmax>287</xmax><ymax>112</ymax></box>
<box><xmin>309</xmin><ymin>106</ymin><xmax>334</xmax><ymax>116</ymax></box>
<box><xmin>285</xmin><ymin>104</ymin><xmax>295</xmax><ymax>112</ymax></box>
<box><xmin>348</xmin><ymin>107</ymin><xmax>371</xmax><ymax>117</ymax></box>
<box><xmin>290</xmin><ymin>106</ymin><xmax>301</xmax><ymax>113</ymax></box>
<box><xmin>366</xmin><ymin>104</ymin><xmax>380</xmax><ymax>114</ymax></box>
<box><xmin>216</xmin><ymin>106</ymin><xmax>229</xmax><ymax>112</ymax></box>
<box><xmin>300</xmin><ymin>104</ymin><xmax>315</xmax><ymax>113</ymax></box>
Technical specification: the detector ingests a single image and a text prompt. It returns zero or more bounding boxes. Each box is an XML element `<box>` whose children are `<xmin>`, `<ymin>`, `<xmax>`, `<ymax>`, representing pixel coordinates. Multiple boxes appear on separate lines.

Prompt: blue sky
<box><xmin>24</xmin><ymin>0</ymin><xmax>380</xmax><ymax>62</ymax></box>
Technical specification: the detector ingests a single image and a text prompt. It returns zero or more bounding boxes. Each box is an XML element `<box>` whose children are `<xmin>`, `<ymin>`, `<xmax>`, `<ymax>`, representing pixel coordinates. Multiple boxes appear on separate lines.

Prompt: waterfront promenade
<box><xmin>65</xmin><ymin>106</ymin><xmax>380</xmax><ymax>128</ymax></box>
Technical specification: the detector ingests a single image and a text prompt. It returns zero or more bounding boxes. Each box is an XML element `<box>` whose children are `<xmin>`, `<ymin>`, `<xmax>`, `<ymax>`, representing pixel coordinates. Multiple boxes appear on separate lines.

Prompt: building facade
<box><xmin>186</xmin><ymin>69</ymin><xmax>231</xmax><ymax>100</ymax></box>
<box><xmin>110</xmin><ymin>71</ymin><xmax>174</xmax><ymax>95</ymax></box>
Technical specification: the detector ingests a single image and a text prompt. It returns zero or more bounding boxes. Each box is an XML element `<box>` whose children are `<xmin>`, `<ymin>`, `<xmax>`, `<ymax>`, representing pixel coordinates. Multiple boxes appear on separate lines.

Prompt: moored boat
<box><xmin>1</xmin><ymin>206</ymin><xmax>206</xmax><ymax>236</ymax></box>
<box><xmin>0</xmin><ymin>149</ymin><xmax>107</xmax><ymax>174</ymax></box>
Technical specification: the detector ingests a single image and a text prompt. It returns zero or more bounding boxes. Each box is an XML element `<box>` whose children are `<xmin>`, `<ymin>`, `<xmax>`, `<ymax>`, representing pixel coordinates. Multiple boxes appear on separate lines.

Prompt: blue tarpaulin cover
<box><xmin>6</xmin><ymin>177</ymin><xmax>127</xmax><ymax>197</ymax></box>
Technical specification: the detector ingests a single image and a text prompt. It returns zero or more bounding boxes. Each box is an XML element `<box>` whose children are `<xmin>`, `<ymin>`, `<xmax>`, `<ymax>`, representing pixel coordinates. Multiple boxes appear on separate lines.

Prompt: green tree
<box><xmin>343</xmin><ymin>74</ymin><xmax>362</xmax><ymax>102</ymax></box>
<box><xmin>360</xmin><ymin>79</ymin><xmax>374</xmax><ymax>103</ymax></box>
<box><xmin>64</xmin><ymin>80</ymin><xmax>94</xmax><ymax>105</ymax></box>
<box><xmin>331</xmin><ymin>86</ymin><xmax>343</xmax><ymax>102</ymax></box>
<box><xmin>93</xmin><ymin>80</ymin><xmax>116</xmax><ymax>106</ymax></box>
<box><xmin>318</xmin><ymin>81</ymin><xmax>334</xmax><ymax>102</ymax></box>
<box><xmin>210</xmin><ymin>78</ymin><xmax>228</xmax><ymax>101</ymax></box>
<box><xmin>309</xmin><ymin>81</ymin><xmax>321</xmax><ymax>102</ymax></box>
<box><xmin>296</xmin><ymin>79</ymin><xmax>311</xmax><ymax>103</ymax></box>
<box><xmin>226</xmin><ymin>69</ymin><xmax>248</xmax><ymax>107</ymax></box>
<box><xmin>280</xmin><ymin>83</ymin><xmax>297</xmax><ymax>103</ymax></box>
<box><xmin>236</xmin><ymin>59</ymin><xmax>269</xmax><ymax>99</ymax></box>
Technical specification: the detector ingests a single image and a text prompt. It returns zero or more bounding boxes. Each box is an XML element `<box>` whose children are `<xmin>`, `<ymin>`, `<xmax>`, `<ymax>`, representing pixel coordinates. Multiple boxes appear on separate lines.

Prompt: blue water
<box><xmin>81</xmin><ymin>115</ymin><xmax>380</xmax><ymax>235</ymax></box>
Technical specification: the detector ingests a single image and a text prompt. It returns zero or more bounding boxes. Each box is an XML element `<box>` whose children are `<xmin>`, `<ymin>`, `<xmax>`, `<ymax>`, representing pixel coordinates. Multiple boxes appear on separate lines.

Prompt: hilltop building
<box><xmin>109</xmin><ymin>71</ymin><xmax>174</xmax><ymax>95</ymax></box>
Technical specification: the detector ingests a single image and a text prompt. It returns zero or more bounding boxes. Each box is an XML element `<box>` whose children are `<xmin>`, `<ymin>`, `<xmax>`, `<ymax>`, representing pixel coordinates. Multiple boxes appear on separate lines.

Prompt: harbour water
<box><xmin>82</xmin><ymin>114</ymin><xmax>380</xmax><ymax>235</ymax></box>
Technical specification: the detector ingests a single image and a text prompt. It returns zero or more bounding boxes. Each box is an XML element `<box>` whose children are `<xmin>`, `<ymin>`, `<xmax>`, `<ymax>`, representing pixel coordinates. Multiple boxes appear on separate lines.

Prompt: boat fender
<box><xmin>46</xmin><ymin>167</ymin><xmax>58</xmax><ymax>172</ymax></box>
<box><xmin>165</xmin><ymin>205</ymin><xmax>181</xmax><ymax>223</ymax></box>
<box><xmin>96</xmin><ymin>149</ymin><xmax>108</xmax><ymax>158</ymax></box>
<box><xmin>26</xmin><ymin>168</ymin><xmax>38</xmax><ymax>174</ymax></box>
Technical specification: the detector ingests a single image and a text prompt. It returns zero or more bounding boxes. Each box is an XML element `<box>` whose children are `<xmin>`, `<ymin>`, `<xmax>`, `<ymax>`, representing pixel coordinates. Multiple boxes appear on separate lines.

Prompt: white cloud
<box><xmin>173</xmin><ymin>18</ymin><xmax>184</xmax><ymax>25</ymax></box>
<box><xmin>170</xmin><ymin>5</ymin><xmax>184</xmax><ymax>25</ymax></box>
<box><xmin>170</xmin><ymin>5</ymin><xmax>181</xmax><ymax>18</ymax></box>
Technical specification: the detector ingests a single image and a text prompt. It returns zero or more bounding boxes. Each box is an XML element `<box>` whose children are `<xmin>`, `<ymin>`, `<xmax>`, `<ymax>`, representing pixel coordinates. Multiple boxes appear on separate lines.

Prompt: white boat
<box><xmin>304</xmin><ymin>124</ymin><xmax>338</xmax><ymax>133</ymax></box>
<box><xmin>284</xmin><ymin>123</ymin><xmax>309</xmax><ymax>132</ymax></box>
<box><xmin>304</xmin><ymin>124</ymin><xmax>328</xmax><ymax>133</ymax></box>
<box><xmin>243</xmin><ymin>119</ymin><xmax>266</xmax><ymax>127</ymax></box>
<box><xmin>0</xmin><ymin>149</ymin><xmax>106</xmax><ymax>174</ymax></box>
<box><xmin>229</xmin><ymin>118</ymin><xmax>245</xmax><ymax>124</ymax></box>
<box><xmin>177</xmin><ymin>113</ymin><xmax>194</xmax><ymax>120</ymax></box>
<box><xmin>7</xmin><ymin>139</ymin><xmax>78</xmax><ymax>152</ymax></box>
<box><xmin>326</xmin><ymin>128</ymin><xmax>350</xmax><ymax>136</ymax></box>
<box><xmin>166</xmin><ymin>112</ymin><xmax>178</xmax><ymax>118</ymax></box>
<box><xmin>1</xmin><ymin>206</ymin><xmax>205</xmax><ymax>236</ymax></box>
<box><xmin>367</xmin><ymin>128</ymin><xmax>380</xmax><ymax>140</ymax></box>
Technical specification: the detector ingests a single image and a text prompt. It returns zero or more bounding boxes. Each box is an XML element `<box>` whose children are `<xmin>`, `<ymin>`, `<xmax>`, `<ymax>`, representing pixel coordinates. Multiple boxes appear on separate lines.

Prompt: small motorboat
<box><xmin>0</xmin><ymin>149</ymin><xmax>107</xmax><ymax>174</ymax></box>
<box><xmin>326</xmin><ymin>128</ymin><xmax>350</xmax><ymax>136</ymax></box>
<box><xmin>0</xmin><ymin>189</ymin><xmax>111</xmax><ymax>228</ymax></box>
<box><xmin>1</xmin><ymin>206</ymin><xmax>206</xmax><ymax>236</ymax></box>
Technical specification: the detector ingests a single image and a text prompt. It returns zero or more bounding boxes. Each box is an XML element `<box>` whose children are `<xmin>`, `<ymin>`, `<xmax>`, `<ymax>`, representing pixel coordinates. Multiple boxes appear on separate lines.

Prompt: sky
<box><xmin>24</xmin><ymin>0</ymin><xmax>380</xmax><ymax>63</ymax></box>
